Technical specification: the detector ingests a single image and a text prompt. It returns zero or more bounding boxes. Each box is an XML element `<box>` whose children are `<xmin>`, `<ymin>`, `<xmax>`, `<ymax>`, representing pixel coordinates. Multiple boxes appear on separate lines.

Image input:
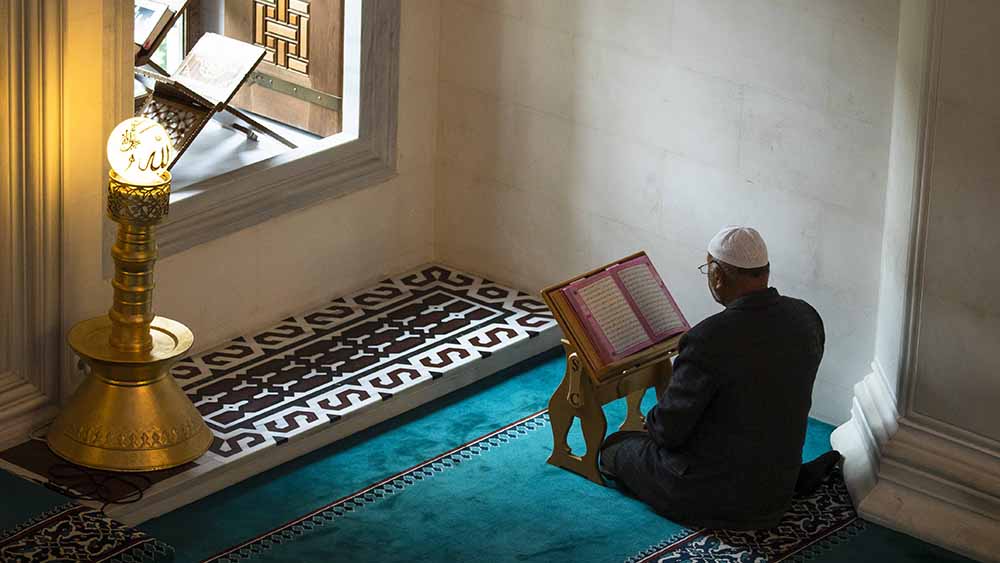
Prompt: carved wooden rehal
<box><xmin>541</xmin><ymin>252</ymin><xmax>682</xmax><ymax>484</ymax></box>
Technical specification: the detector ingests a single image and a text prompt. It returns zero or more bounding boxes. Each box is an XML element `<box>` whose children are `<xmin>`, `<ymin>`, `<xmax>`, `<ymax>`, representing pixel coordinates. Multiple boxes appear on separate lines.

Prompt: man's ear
<box><xmin>713</xmin><ymin>269</ymin><xmax>725</xmax><ymax>290</ymax></box>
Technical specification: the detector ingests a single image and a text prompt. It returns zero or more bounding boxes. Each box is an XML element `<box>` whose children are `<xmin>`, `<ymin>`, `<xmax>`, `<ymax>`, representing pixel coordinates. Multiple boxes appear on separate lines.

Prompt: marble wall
<box><xmin>911</xmin><ymin>0</ymin><xmax>1000</xmax><ymax>443</ymax></box>
<box><xmin>63</xmin><ymin>1</ymin><xmax>440</xmax><ymax>355</ymax></box>
<box><xmin>435</xmin><ymin>0</ymin><xmax>900</xmax><ymax>423</ymax></box>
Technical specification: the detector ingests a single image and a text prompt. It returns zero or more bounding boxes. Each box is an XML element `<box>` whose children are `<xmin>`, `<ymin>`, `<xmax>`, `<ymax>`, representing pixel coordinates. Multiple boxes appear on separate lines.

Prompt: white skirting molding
<box><xmin>830</xmin><ymin>361</ymin><xmax>899</xmax><ymax>503</ymax></box>
<box><xmin>0</xmin><ymin>375</ymin><xmax>59</xmax><ymax>451</ymax></box>
<box><xmin>832</xmin><ymin>361</ymin><xmax>1000</xmax><ymax>563</ymax></box>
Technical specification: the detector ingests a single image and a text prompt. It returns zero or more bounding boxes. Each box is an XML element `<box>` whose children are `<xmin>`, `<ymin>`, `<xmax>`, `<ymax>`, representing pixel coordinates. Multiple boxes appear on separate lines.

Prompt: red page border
<box><xmin>615</xmin><ymin>255</ymin><xmax>690</xmax><ymax>337</ymax></box>
<box><xmin>562</xmin><ymin>255</ymin><xmax>689</xmax><ymax>364</ymax></box>
<box><xmin>563</xmin><ymin>270</ymin><xmax>647</xmax><ymax>364</ymax></box>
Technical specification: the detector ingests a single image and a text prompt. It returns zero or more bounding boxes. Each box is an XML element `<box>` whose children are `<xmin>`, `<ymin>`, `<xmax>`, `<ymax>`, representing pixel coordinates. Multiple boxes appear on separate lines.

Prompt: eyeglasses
<box><xmin>698</xmin><ymin>261</ymin><xmax>715</xmax><ymax>275</ymax></box>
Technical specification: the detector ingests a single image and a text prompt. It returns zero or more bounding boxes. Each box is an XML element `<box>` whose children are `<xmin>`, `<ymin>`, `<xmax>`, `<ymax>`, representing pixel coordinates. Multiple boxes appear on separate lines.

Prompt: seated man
<box><xmin>600</xmin><ymin>226</ymin><xmax>839</xmax><ymax>530</ymax></box>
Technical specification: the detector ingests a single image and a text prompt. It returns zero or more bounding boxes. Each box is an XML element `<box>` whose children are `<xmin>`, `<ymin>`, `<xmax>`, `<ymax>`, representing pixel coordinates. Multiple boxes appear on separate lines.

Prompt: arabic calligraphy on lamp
<box><xmin>106</xmin><ymin>117</ymin><xmax>173</xmax><ymax>185</ymax></box>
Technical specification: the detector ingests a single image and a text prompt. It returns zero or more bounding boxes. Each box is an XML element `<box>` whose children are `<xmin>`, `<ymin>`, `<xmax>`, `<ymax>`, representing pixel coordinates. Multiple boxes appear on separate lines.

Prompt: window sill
<box><xmin>167</xmin><ymin>112</ymin><xmax>323</xmax><ymax>194</ymax></box>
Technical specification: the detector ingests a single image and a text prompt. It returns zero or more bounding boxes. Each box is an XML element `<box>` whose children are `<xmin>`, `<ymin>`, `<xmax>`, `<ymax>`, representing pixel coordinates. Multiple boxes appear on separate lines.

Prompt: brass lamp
<box><xmin>47</xmin><ymin>117</ymin><xmax>212</xmax><ymax>472</ymax></box>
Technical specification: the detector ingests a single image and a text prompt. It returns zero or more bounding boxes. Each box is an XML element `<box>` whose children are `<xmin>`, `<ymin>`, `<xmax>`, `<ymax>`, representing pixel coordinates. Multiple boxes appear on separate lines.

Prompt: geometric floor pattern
<box><xmin>176</xmin><ymin>265</ymin><xmax>556</xmax><ymax>462</ymax></box>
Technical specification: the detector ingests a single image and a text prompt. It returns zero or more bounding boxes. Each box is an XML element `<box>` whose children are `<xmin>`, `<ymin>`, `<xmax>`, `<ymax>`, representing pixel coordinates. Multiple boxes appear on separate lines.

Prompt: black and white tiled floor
<box><xmin>176</xmin><ymin>265</ymin><xmax>558</xmax><ymax>462</ymax></box>
<box><xmin>0</xmin><ymin>265</ymin><xmax>559</xmax><ymax>525</ymax></box>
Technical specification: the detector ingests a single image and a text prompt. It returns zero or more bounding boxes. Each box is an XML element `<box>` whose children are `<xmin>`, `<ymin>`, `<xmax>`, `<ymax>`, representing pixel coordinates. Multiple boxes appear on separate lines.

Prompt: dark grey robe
<box><xmin>600</xmin><ymin>287</ymin><xmax>824</xmax><ymax>529</ymax></box>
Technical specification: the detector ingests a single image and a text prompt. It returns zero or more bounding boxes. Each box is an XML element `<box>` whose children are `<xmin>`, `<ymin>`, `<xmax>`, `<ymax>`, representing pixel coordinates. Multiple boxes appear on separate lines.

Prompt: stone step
<box><xmin>0</xmin><ymin>265</ymin><xmax>559</xmax><ymax>526</ymax></box>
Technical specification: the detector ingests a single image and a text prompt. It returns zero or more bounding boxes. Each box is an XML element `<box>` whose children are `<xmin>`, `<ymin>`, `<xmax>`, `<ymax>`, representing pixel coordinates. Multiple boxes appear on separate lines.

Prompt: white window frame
<box><xmin>155</xmin><ymin>0</ymin><xmax>399</xmax><ymax>258</ymax></box>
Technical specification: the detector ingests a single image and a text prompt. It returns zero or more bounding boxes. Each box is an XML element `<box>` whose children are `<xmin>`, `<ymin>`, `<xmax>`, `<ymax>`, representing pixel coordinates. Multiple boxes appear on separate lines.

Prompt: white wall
<box><xmin>910</xmin><ymin>0</ymin><xmax>1000</xmax><ymax>443</ymax></box>
<box><xmin>60</xmin><ymin>1</ymin><xmax>902</xmax><ymax>426</ymax></box>
<box><xmin>435</xmin><ymin>0</ymin><xmax>899</xmax><ymax>423</ymax></box>
<box><xmin>63</xmin><ymin>1</ymin><xmax>439</xmax><ymax>358</ymax></box>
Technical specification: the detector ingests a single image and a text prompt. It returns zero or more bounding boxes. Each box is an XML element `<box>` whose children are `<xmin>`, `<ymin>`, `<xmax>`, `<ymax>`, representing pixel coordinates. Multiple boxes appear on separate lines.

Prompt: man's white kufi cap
<box><xmin>708</xmin><ymin>226</ymin><xmax>769</xmax><ymax>269</ymax></box>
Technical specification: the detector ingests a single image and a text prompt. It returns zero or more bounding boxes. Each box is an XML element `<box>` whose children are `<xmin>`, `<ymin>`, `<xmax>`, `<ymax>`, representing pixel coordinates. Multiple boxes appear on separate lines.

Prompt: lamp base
<box><xmin>47</xmin><ymin>316</ymin><xmax>212</xmax><ymax>472</ymax></box>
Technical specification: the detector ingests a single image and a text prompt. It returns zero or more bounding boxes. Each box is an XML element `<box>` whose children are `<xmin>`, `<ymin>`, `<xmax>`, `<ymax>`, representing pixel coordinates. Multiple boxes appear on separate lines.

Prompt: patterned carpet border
<box><xmin>0</xmin><ymin>502</ymin><xmax>173</xmax><ymax>563</ymax></box>
<box><xmin>204</xmin><ymin>409</ymin><xmax>552</xmax><ymax>562</ymax></box>
<box><xmin>624</xmin><ymin>468</ymin><xmax>864</xmax><ymax>563</ymax></box>
<box><xmin>623</xmin><ymin>530</ymin><xmax>702</xmax><ymax>563</ymax></box>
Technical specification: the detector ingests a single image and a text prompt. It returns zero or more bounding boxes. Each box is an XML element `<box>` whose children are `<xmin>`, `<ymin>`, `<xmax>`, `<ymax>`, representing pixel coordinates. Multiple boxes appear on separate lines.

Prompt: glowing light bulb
<box><xmin>106</xmin><ymin>117</ymin><xmax>174</xmax><ymax>185</ymax></box>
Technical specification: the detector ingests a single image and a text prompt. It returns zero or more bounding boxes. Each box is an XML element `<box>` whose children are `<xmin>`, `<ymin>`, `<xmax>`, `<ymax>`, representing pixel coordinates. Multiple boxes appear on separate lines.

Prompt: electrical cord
<box><xmin>44</xmin><ymin>464</ymin><xmax>150</xmax><ymax>512</ymax></box>
<box><xmin>27</xmin><ymin>423</ymin><xmax>151</xmax><ymax>512</ymax></box>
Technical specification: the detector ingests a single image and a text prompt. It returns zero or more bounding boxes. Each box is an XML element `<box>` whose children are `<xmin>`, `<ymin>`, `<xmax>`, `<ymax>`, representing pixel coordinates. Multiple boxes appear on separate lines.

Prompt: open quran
<box><xmin>542</xmin><ymin>252</ymin><xmax>689</xmax><ymax>378</ymax></box>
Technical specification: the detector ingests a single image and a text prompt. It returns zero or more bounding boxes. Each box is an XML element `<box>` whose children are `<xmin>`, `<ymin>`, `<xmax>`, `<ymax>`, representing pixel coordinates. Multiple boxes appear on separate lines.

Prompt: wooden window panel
<box><xmin>225</xmin><ymin>0</ymin><xmax>343</xmax><ymax>137</ymax></box>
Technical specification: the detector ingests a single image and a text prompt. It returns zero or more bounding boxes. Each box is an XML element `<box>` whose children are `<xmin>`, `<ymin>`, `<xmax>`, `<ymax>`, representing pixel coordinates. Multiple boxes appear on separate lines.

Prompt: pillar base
<box><xmin>832</xmin><ymin>363</ymin><xmax>1000</xmax><ymax>563</ymax></box>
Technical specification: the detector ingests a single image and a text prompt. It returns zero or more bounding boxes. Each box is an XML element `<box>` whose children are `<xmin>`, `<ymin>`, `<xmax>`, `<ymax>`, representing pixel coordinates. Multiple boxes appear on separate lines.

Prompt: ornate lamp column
<box><xmin>47</xmin><ymin>117</ymin><xmax>212</xmax><ymax>471</ymax></box>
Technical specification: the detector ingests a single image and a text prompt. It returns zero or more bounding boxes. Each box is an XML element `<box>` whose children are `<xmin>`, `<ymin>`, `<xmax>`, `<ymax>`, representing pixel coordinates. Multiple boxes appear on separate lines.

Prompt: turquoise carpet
<box><xmin>0</xmin><ymin>471</ymin><xmax>69</xmax><ymax>531</ymax></box>
<box><xmin>143</xmin><ymin>351</ymin><xmax>973</xmax><ymax>562</ymax></box>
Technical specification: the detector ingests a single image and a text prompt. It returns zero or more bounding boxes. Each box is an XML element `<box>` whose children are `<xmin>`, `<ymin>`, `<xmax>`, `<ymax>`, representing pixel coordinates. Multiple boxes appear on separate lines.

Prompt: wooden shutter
<box><xmin>225</xmin><ymin>0</ymin><xmax>343</xmax><ymax>137</ymax></box>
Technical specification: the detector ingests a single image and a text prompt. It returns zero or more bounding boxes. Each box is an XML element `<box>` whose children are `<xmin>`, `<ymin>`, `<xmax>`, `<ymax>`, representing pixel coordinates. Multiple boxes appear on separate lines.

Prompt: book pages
<box><xmin>547</xmin><ymin>252</ymin><xmax>688</xmax><ymax>372</ymax></box>
<box><xmin>173</xmin><ymin>33</ymin><xmax>265</xmax><ymax>106</ymax></box>
<box><xmin>576</xmin><ymin>277</ymin><xmax>650</xmax><ymax>357</ymax></box>
<box><xmin>619</xmin><ymin>264</ymin><xmax>686</xmax><ymax>337</ymax></box>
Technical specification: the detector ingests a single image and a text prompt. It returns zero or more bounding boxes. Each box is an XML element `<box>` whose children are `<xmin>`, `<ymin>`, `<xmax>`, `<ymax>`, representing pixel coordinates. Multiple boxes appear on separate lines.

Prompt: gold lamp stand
<box><xmin>47</xmin><ymin>171</ymin><xmax>212</xmax><ymax>472</ymax></box>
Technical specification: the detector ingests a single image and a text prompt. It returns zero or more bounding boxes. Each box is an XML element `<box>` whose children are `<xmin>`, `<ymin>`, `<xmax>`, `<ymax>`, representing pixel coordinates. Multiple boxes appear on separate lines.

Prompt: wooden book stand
<box><xmin>541</xmin><ymin>252</ymin><xmax>683</xmax><ymax>484</ymax></box>
<box><xmin>136</xmin><ymin>32</ymin><xmax>298</xmax><ymax>170</ymax></box>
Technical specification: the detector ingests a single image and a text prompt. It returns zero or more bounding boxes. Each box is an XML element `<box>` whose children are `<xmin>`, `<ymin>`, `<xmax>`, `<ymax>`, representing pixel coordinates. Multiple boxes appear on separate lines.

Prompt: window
<box><xmin>125</xmin><ymin>0</ymin><xmax>399</xmax><ymax>259</ymax></box>
<box><xmin>134</xmin><ymin>0</ymin><xmax>351</xmax><ymax>188</ymax></box>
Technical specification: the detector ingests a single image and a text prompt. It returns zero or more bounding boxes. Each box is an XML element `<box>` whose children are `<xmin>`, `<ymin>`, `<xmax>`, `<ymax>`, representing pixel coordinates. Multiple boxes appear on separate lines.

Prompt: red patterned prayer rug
<box><xmin>625</xmin><ymin>468</ymin><xmax>863</xmax><ymax>563</ymax></box>
<box><xmin>0</xmin><ymin>502</ymin><xmax>172</xmax><ymax>562</ymax></box>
